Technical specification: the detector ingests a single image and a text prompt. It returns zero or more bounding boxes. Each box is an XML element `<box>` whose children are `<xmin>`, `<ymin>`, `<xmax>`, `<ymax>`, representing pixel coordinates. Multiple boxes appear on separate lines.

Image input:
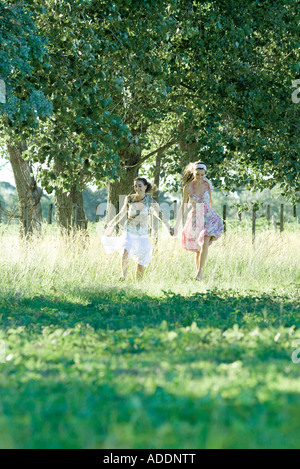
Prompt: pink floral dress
<box><xmin>181</xmin><ymin>180</ymin><xmax>224</xmax><ymax>251</ymax></box>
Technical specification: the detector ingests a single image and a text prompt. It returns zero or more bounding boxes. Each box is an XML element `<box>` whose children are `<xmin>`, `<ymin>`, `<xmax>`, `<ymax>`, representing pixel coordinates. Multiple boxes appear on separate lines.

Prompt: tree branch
<box><xmin>125</xmin><ymin>138</ymin><xmax>177</xmax><ymax>169</ymax></box>
<box><xmin>180</xmin><ymin>82</ymin><xmax>197</xmax><ymax>92</ymax></box>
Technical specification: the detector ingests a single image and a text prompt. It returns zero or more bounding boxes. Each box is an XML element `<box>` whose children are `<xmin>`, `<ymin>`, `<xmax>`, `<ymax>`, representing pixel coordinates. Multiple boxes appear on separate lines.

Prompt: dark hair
<box><xmin>182</xmin><ymin>161</ymin><xmax>206</xmax><ymax>187</ymax></box>
<box><xmin>134</xmin><ymin>177</ymin><xmax>153</xmax><ymax>193</ymax></box>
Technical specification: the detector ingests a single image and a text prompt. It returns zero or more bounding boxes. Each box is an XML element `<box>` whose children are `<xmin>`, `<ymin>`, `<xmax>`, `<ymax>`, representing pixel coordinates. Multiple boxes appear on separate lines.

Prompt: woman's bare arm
<box><xmin>150</xmin><ymin>199</ymin><xmax>173</xmax><ymax>234</ymax></box>
<box><xmin>174</xmin><ymin>185</ymin><xmax>189</xmax><ymax>235</ymax></box>
<box><xmin>106</xmin><ymin>196</ymin><xmax>129</xmax><ymax>229</ymax></box>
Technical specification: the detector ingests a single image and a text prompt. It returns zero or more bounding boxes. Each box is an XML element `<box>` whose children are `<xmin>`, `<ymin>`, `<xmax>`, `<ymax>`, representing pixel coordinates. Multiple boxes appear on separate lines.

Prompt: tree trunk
<box><xmin>106</xmin><ymin>147</ymin><xmax>141</xmax><ymax>222</ymax></box>
<box><xmin>153</xmin><ymin>149</ymin><xmax>163</xmax><ymax>201</ymax></box>
<box><xmin>178</xmin><ymin>121</ymin><xmax>198</xmax><ymax>161</ymax></box>
<box><xmin>53</xmin><ymin>157</ymin><xmax>87</xmax><ymax>235</ymax></box>
<box><xmin>150</xmin><ymin>149</ymin><xmax>163</xmax><ymax>239</ymax></box>
<box><xmin>55</xmin><ymin>186</ymin><xmax>87</xmax><ymax>234</ymax></box>
<box><xmin>7</xmin><ymin>141</ymin><xmax>42</xmax><ymax>237</ymax></box>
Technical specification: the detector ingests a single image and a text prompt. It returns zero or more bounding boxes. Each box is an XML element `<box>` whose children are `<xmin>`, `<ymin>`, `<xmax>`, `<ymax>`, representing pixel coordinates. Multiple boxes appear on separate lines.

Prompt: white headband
<box><xmin>194</xmin><ymin>163</ymin><xmax>207</xmax><ymax>171</ymax></box>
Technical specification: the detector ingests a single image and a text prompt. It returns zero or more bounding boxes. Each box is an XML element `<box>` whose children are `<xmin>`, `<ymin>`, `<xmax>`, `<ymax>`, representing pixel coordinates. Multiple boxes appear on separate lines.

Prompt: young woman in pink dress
<box><xmin>175</xmin><ymin>162</ymin><xmax>224</xmax><ymax>281</ymax></box>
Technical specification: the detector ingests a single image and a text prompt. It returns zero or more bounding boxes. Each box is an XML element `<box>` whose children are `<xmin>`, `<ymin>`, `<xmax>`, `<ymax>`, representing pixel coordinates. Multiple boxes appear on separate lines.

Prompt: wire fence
<box><xmin>0</xmin><ymin>200</ymin><xmax>298</xmax><ymax>241</ymax></box>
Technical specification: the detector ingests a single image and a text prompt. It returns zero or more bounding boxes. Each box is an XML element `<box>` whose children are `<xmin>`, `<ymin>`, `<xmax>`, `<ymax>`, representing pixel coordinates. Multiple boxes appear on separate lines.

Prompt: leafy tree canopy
<box><xmin>0</xmin><ymin>0</ymin><xmax>299</xmax><ymax>201</ymax></box>
<box><xmin>0</xmin><ymin>1</ymin><xmax>52</xmax><ymax>127</ymax></box>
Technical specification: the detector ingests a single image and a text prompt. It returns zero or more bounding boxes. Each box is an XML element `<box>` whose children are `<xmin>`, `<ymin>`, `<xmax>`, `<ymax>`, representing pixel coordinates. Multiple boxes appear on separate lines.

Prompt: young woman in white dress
<box><xmin>174</xmin><ymin>162</ymin><xmax>224</xmax><ymax>281</ymax></box>
<box><xmin>102</xmin><ymin>177</ymin><xmax>174</xmax><ymax>280</ymax></box>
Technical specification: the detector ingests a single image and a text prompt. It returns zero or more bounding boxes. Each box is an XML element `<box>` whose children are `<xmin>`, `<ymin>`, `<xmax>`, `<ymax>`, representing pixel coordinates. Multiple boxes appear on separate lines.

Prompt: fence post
<box><xmin>280</xmin><ymin>204</ymin><xmax>284</xmax><ymax>232</ymax></box>
<box><xmin>238</xmin><ymin>212</ymin><xmax>242</xmax><ymax>222</ymax></box>
<box><xmin>252</xmin><ymin>208</ymin><xmax>256</xmax><ymax>244</ymax></box>
<box><xmin>95</xmin><ymin>204</ymin><xmax>100</xmax><ymax>222</ymax></box>
<box><xmin>72</xmin><ymin>203</ymin><xmax>78</xmax><ymax>235</ymax></box>
<box><xmin>174</xmin><ymin>200</ymin><xmax>178</xmax><ymax>223</ymax></box>
<box><xmin>0</xmin><ymin>201</ymin><xmax>2</xmax><ymax>224</ymax></box>
<box><xmin>48</xmin><ymin>203</ymin><xmax>53</xmax><ymax>224</ymax></box>
<box><xmin>266</xmin><ymin>204</ymin><xmax>271</xmax><ymax>221</ymax></box>
<box><xmin>293</xmin><ymin>204</ymin><xmax>297</xmax><ymax>218</ymax></box>
<box><xmin>223</xmin><ymin>205</ymin><xmax>227</xmax><ymax>233</ymax></box>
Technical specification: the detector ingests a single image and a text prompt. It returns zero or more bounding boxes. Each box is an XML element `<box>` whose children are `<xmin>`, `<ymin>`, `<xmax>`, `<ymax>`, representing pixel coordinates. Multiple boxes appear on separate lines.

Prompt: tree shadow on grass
<box><xmin>0</xmin><ymin>288</ymin><xmax>299</xmax><ymax>448</ymax></box>
<box><xmin>0</xmin><ymin>286</ymin><xmax>299</xmax><ymax>332</ymax></box>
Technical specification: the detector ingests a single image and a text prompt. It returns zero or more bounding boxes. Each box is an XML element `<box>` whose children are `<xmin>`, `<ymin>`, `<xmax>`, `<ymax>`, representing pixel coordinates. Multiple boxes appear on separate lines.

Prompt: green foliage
<box><xmin>250</xmin><ymin>200</ymin><xmax>265</xmax><ymax>212</ymax></box>
<box><xmin>230</xmin><ymin>202</ymin><xmax>249</xmax><ymax>215</ymax></box>
<box><xmin>146</xmin><ymin>0</ymin><xmax>300</xmax><ymax>200</ymax></box>
<box><xmin>0</xmin><ymin>0</ymin><xmax>299</xmax><ymax>200</ymax></box>
<box><xmin>0</xmin><ymin>1</ymin><xmax>52</xmax><ymax>126</ymax></box>
<box><xmin>18</xmin><ymin>0</ymin><xmax>182</xmax><ymax>193</ymax></box>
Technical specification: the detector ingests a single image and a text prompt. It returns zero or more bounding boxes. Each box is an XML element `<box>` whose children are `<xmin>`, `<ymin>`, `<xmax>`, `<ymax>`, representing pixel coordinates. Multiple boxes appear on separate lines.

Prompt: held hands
<box><xmin>169</xmin><ymin>226</ymin><xmax>180</xmax><ymax>237</ymax></box>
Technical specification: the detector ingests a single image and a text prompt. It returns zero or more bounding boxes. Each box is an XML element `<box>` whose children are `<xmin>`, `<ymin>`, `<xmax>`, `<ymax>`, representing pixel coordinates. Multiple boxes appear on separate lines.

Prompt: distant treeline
<box><xmin>0</xmin><ymin>182</ymin><xmax>299</xmax><ymax>224</ymax></box>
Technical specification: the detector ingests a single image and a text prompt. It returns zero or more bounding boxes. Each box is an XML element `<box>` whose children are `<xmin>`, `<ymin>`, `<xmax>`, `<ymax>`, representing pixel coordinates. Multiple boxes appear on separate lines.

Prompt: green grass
<box><xmin>0</xmin><ymin>225</ymin><xmax>299</xmax><ymax>448</ymax></box>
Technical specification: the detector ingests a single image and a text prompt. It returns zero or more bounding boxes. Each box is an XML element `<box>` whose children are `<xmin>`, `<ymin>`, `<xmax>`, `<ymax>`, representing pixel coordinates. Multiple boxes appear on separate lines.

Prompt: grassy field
<box><xmin>0</xmin><ymin>223</ymin><xmax>299</xmax><ymax>448</ymax></box>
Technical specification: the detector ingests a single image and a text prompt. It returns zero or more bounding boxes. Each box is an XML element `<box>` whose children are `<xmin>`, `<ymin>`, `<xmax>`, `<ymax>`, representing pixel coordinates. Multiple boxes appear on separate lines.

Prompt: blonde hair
<box><xmin>182</xmin><ymin>161</ymin><xmax>206</xmax><ymax>187</ymax></box>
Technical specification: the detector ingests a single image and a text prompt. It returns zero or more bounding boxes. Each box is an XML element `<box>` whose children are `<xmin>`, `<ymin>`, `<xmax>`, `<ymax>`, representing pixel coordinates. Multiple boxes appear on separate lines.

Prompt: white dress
<box><xmin>101</xmin><ymin>194</ymin><xmax>157</xmax><ymax>266</ymax></box>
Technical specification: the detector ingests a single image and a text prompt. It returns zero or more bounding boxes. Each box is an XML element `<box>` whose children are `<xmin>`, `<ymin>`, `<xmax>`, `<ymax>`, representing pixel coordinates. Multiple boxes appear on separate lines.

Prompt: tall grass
<box><xmin>0</xmin><ymin>224</ymin><xmax>299</xmax><ymax>300</ymax></box>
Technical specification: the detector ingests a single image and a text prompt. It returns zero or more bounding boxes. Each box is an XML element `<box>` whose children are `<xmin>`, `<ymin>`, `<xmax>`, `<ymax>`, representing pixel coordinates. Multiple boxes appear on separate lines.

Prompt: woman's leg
<box><xmin>195</xmin><ymin>251</ymin><xmax>201</xmax><ymax>273</ymax></box>
<box><xmin>136</xmin><ymin>264</ymin><xmax>144</xmax><ymax>280</ymax></box>
<box><xmin>197</xmin><ymin>236</ymin><xmax>211</xmax><ymax>278</ymax></box>
<box><xmin>121</xmin><ymin>249</ymin><xmax>129</xmax><ymax>279</ymax></box>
